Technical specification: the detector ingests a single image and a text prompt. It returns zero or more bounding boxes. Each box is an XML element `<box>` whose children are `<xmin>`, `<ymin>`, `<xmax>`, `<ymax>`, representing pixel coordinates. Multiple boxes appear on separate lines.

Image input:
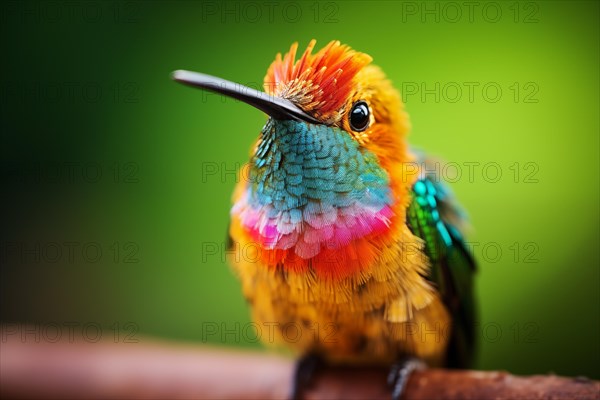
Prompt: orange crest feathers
<box><xmin>264</xmin><ymin>40</ymin><xmax>372</xmax><ymax>124</ymax></box>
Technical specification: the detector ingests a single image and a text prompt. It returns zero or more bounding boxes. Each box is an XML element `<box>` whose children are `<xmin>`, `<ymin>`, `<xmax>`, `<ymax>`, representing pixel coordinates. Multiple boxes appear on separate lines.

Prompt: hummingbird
<box><xmin>174</xmin><ymin>40</ymin><xmax>476</xmax><ymax>400</ymax></box>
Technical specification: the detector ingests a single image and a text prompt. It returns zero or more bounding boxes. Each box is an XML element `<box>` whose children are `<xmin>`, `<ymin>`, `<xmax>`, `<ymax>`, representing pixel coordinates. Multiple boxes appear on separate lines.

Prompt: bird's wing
<box><xmin>406</xmin><ymin>176</ymin><xmax>477</xmax><ymax>368</ymax></box>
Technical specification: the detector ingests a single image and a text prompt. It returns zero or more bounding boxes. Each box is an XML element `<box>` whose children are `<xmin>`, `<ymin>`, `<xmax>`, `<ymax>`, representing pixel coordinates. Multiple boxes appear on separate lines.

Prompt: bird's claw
<box><xmin>289</xmin><ymin>354</ymin><xmax>322</xmax><ymax>400</ymax></box>
<box><xmin>388</xmin><ymin>357</ymin><xmax>426</xmax><ymax>400</ymax></box>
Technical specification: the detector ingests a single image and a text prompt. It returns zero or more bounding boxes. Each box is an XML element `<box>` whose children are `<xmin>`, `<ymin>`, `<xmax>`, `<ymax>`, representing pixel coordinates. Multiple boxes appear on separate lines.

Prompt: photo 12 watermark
<box><xmin>200</xmin><ymin>321</ymin><xmax>338</xmax><ymax>344</ymax></box>
<box><xmin>198</xmin><ymin>320</ymin><xmax>540</xmax><ymax>345</ymax></box>
<box><xmin>199</xmin><ymin>1</ymin><xmax>340</xmax><ymax>24</ymax></box>
<box><xmin>1</xmin><ymin>322</ymin><xmax>140</xmax><ymax>344</ymax></box>
<box><xmin>196</xmin><ymin>160</ymin><xmax>540</xmax><ymax>185</ymax></box>
<box><xmin>401</xmin><ymin>82</ymin><xmax>540</xmax><ymax>104</ymax></box>
<box><xmin>0</xmin><ymin>241</ymin><xmax>141</xmax><ymax>265</ymax></box>
<box><xmin>1</xmin><ymin>1</ymin><xmax>143</xmax><ymax>24</ymax></box>
<box><xmin>2</xmin><ymin>161</ymin><xmax>140</xmax><ymax>184</ymax></box>
<box><xmin>399</xmin><ymin>2</ymin><xmax>540</xmax><ymax>24</ymax></box>
<box><xmin>2</xmin><ymin>81</ymin><xmax>140</xmax><ymax>105</ymax></box>
<box><xmin>199</xmin><ymin>239</ymin><xmax>540</xmax><ymax>266</ymax></box>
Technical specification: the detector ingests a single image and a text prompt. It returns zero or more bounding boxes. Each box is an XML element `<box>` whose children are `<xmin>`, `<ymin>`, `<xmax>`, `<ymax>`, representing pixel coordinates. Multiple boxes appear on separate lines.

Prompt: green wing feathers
<box><xmin>407</xmin><ymin>177</ymin><xmax>477</xmax><ymax>368</ymax></box>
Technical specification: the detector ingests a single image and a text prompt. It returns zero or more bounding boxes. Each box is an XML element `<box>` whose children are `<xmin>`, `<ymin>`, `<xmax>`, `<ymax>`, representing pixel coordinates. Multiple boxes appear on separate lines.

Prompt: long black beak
<box><xmin>172</xmin><ymin>70</ymin><xmax>320</xmax><ymax>124</ymax></box>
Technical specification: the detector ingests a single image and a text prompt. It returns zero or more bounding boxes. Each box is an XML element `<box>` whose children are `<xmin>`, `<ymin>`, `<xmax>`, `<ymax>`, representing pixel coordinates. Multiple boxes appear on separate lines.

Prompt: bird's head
<box><xmin>261</xmin><ymin>40</ymin><xmax>410</xmax><ymax>163</ymax></box>
<box><xmin>174</xmin><ymin>40</ymin><xmax>415</xmax><ymax>280</ymax></box>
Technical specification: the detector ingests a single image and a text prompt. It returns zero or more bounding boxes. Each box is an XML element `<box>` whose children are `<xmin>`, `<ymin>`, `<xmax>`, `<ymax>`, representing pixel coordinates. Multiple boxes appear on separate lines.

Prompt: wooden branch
<box><xmin>1</xmin><ymin>331</ymin><xmax>598</xmax><ymax>399</ymax></box>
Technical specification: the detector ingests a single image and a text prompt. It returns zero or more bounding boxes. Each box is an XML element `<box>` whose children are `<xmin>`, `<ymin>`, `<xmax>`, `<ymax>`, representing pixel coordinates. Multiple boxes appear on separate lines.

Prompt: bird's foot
<box><xmin>387</xmin><ymin>357</ymin><xmax>426</xmax><ymax>400</ymax></box>
<box><xmin>289</xmin><ymin>353</ymin><xmax>322</xmax><ymax>400</ymax></box>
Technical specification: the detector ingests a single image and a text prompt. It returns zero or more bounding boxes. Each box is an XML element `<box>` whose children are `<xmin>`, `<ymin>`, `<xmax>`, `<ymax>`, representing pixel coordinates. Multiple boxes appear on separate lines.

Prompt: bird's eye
<box><xmin>349</xmin><ymin>101</ymin><xmax>370</xmax><ymax>132</ymax></box>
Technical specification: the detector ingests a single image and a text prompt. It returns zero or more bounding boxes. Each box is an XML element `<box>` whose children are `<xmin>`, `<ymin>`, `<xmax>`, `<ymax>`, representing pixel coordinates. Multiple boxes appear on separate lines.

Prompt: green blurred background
<box><xmin>1</xmin><ymin>0</ymin><xmax>598</xmax><ymax>379</ymax></box>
